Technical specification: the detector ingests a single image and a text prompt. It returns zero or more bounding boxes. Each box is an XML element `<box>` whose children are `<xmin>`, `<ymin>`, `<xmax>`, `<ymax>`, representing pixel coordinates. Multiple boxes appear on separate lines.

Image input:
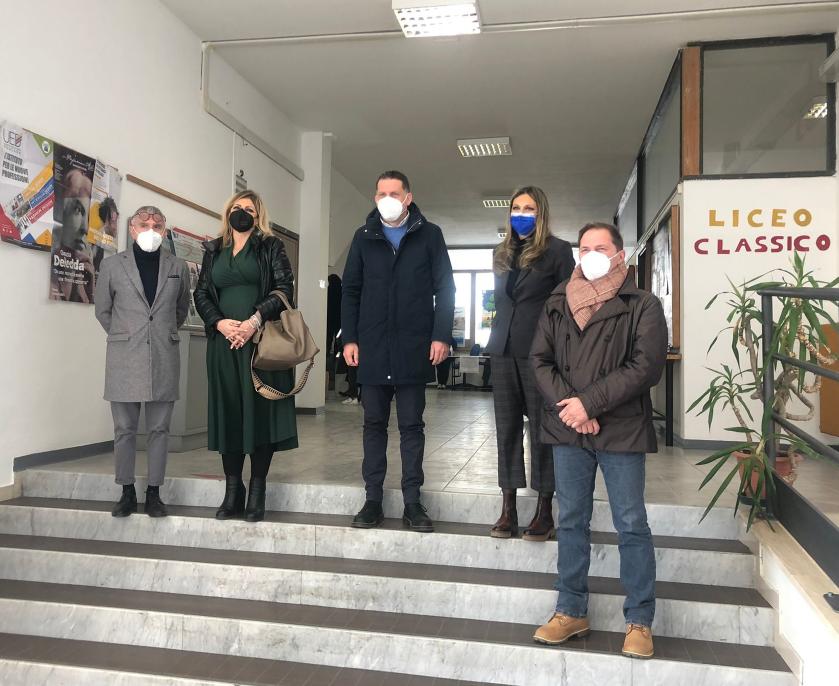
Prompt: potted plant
<box><xmin>689</xmin><ymin>253</ymin><xmax>837</xmax><ymax>529</ymax></box>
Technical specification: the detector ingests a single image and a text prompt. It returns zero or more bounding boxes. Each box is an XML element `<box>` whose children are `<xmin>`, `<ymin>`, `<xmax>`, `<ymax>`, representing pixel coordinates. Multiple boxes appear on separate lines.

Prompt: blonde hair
<box><xmin>219</xmin><ymin>190</ymin><xmax>270</xmax><ymax>246</ymax></box>
<box><xmin>493</xmin><ymin>186</ymin><xmax>552</xmax><ymax>274</ymax></box>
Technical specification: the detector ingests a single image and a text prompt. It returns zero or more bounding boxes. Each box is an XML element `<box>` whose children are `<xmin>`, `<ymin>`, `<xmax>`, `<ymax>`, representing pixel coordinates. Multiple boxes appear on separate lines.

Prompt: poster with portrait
<box><xmin>86</xmin><ymin>160</ymin><xmax>122</xmax><ymax>286</ymax></box>
<box><xmin>650</xmin><ymin>220</ymin><xmax>674</xmax><ymax>347</ymax></box>
<box><xmin>87</xmin><ymin>160</ymin><xmax>121</xmax><ymax>251</ymax></box>
<box><xmin>49</xmin><ymin>145</ymin><xmax>96</xmax><ymax>303</ymax></box>
<box><xmin>0</xmin><ymin>121</ymin><xmax>55</xmax><ymax>250</ymax></box>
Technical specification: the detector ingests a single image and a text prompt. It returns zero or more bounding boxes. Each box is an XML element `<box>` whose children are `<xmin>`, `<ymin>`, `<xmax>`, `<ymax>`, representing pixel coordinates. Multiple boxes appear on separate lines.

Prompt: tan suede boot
<box><xmin>622</xmin><ymin>624</ymin><xmax>654</xmax><ymax>658</ymax></box>
<box><xmin>533</xmin><ymin>613</ymin><xmax>590</xmax><ymax>645</ymax></box>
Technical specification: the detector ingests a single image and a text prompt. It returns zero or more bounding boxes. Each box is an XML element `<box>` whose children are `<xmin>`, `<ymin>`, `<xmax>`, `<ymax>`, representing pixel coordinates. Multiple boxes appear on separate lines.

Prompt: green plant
<box><xmin>689</xmin><ymin>253</ymin><xmax>837</xmax><ymax>529</ymax></box>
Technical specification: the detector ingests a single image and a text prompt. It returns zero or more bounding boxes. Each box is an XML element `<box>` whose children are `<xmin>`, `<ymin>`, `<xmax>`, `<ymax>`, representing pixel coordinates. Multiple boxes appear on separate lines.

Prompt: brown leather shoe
<box><xmin>490</xmin><ymin>489</ymin><xmax>518</xmax><ymax>538</ymax></box>
<box><xmin>523</xmin><ymin>493</ymin><xmax>555</xmax><ymax>541</ymax></box>
<box><xmin>622</xmin><ymin>624</ymin><xmax>654</xmax><ymax>659</ymax></box>
<box><xmin>533</xmin><ymin>613</ymin><xmax>590</xmax><ymax>645</ymax></box>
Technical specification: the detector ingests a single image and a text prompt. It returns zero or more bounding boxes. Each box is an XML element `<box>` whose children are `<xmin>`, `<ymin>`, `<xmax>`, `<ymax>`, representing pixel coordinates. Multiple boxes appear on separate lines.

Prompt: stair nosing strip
<box><xmin>0</xmin><ymin>496</ymin><xmax>753</xmax><ymax>554</ymax></box>
<box><xmin>0</xmin><ymin>532</ymin><xmax>770</xmax><ymax>608</ymax></box>
<box><xmin>0</xmin><ymin>632</ymin><xmax>492</xmax><ymax>685</ymax></box>
<box><xmin>0</xmin><ymin>580</ymin><xmax>790</xmax><ymax>674</ymax></box>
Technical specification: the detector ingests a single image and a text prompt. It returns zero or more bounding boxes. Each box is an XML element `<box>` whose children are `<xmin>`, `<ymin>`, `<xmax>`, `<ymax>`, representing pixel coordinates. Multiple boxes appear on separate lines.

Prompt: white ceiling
<box><xmin>161</xmin><ymin>0</ymin><xmax>839</xmax><ymax>244</ymax></box>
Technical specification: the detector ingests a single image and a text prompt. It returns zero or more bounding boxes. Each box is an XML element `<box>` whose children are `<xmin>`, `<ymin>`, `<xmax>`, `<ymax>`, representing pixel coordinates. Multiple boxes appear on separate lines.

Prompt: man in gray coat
<box><xmin>94</xmin><ymin>206</ymin><xmax>190</xmax><ymax>518</ymax></box>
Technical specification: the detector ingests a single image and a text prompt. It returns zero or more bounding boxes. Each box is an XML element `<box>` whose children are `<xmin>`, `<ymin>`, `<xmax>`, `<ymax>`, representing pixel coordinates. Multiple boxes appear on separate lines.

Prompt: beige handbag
<box><xmin>251</xmin><ymin>291</ymin><xmax>320</xmax><ymax>400</ymax></box>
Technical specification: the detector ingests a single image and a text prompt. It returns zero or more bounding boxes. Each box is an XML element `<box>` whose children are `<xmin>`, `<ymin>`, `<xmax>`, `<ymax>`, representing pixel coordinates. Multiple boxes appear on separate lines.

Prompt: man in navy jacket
<box><xmin>342</xmin><ymin>170</ymin><xmax>455</xmax><ymax>532</ymax></box>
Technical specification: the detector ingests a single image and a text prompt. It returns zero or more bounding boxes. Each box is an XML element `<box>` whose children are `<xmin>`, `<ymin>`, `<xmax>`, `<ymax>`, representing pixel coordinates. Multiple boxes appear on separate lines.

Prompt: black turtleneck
<box><xmin>505</xmin><ymin>235</ymin><xmax>526</xmax><ymax>300</ymax></box>
<box><xmin>133</xmin><ymin>241</ymin><xmax>161</xmax><ymax>306</ymax></box>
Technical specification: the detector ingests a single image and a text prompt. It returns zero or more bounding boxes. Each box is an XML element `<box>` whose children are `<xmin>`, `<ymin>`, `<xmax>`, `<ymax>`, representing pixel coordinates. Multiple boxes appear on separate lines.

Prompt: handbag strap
<box><xmin>250</xmin><ymin>349</ymin><xmax>316</xmax><ymax>400</ymax></box>
<box><xmin>269</xmin><ymin>289</ymin><xmax>294</xmax><ymax>312</ymax></box>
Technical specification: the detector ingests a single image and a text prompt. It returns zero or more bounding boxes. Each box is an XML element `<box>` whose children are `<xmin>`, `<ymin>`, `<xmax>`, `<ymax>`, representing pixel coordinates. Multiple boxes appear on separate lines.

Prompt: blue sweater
<box><xmin>382</xmin><ymin>217</ymin><xmax>408</xmax><ymax>250</ymax></box>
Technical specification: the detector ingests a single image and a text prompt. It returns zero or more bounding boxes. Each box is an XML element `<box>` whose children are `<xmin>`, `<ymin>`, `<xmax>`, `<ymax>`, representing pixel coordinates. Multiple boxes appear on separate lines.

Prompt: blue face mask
<box><xmin>510</xmin><ymin>213</ymin><xmax>537</xmax><ymax>238</ymax></box>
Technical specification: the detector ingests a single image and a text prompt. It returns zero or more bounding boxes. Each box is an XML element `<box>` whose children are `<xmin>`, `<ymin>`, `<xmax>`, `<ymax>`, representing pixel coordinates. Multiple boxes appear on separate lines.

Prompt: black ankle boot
<box><xmin>244</xmin><ymin>477</ymin><xmax>266</xmax><ymax>522</ymax></box>
<box><xmin>216</xmin><ymin>476</ymin><xmax>246</xmax><ymax>520</ymax></box>
<box><xmin>112</xmin><ymin>485</ymin><xmax>137</xmax><ymax>518</ymax></box>
<box><xmin>144</xmin><ymin>486</ymin><xmax>168</xmax><ymax>518</ymax></box>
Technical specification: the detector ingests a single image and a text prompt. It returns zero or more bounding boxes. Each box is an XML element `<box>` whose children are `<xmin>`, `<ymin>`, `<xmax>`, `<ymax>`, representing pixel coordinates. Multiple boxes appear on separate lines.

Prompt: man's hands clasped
<box><xmin>557</xmin><ymin>397</ymin><xmax>600</xmax><ymax>436</ymax></box>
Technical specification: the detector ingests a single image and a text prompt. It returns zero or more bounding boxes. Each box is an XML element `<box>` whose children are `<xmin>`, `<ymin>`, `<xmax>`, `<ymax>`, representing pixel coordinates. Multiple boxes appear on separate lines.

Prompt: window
<box><xmin>449</xmin><ymin>248</ymin><xmax>495</xmax><ymax>348</ymax></box>
<box><xmin>449</xmin><ymin>248</ymin><xmax>493</xmax><ymax>271</ymax></box>
<box><xmin>474</xmin><ymin>272</ymin><xmax>495</xmax><ymax>348</ymax></box>
<box><xmin>452</xmin><ymin>272</ymin><xmax>472</xmax><ymax>347</ymax></box>
<box><xmin>642</xmin><ymin>72</ymin><xmax>681</xmax><ymax>231</ymax></box>
<box><xmin>702</xmin><ymin>39</ymin><xmax>834</xmax><ymax>175</ymax></box>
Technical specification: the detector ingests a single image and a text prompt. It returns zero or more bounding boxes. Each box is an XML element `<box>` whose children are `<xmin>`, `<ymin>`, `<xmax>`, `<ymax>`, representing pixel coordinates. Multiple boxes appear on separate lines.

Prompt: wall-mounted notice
<box><xmin>163</xmin><ymin>225</ymin><xmax>211</xmax><ymax>328</ymax></box>
<box><xmin>0</xmin><ymin>121</ymin><xmax>55</xmax><ymax>250</ymax></box>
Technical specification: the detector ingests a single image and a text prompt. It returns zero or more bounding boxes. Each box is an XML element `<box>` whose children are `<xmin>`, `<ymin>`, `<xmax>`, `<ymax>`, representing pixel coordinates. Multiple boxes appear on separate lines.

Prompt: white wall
<box><xmin>296</xmin><ymin>133</ymin><xmax>333</xmax><ymax>411</ymax></box>
<box><xmin>0</xmin><ymin>0</ymin><xmax>304</xmax><ymax>487</ymax></box>
<box><xmin>679</xmin><ymin>177</ymin><xmax>838</xmax><ymax>445</ymax></box>
<box><xmin>329</xmin><ymin>168</ymin><xmax>371</xmax><ymax>275</ymax></box>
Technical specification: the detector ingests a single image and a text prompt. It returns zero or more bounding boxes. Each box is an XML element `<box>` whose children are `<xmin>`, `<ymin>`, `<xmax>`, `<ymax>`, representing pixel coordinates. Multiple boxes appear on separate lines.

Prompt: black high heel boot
<box><xmin>490</xmin><ymin>489</ymin><xmax>518</xmax><ymax>538</ymax></box>
<box><xmin>244</xmin><ymin>477</ymin><xmax>266</xmax><ymax>522</ymax></box>
<box><xmin>523</xmin><ymin>493</ymin><xmax>556</xmax><ymax>542</ymax></box>
<box><xmin>216</xmin><ymin>476</ymin><xmax>246</xmax><ymax>520</ymax></box>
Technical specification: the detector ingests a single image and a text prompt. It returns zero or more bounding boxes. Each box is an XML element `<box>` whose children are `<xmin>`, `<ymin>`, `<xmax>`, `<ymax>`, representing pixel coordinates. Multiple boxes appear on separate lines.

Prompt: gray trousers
<box><xmin>111</xmin><ymin>401</ymin><xmax>175</xmax><ymax>487</ymax></box>
<box><xmin>492</xmin><ymin>356</ymin><xmax>555</xmax><ymax>493</ymax></box>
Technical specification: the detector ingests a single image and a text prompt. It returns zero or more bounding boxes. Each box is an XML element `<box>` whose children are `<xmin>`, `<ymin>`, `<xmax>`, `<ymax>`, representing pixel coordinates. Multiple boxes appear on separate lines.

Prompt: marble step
<box><xmin>0</xmin><ymin>632</ymin><xmax>491</xmax><ymax>685</ymax></box>
<box><xmin>19</xmin><ymin>468</ymin><xmax>743</xmax><ymax>540</ymax></box>
<box><xmin>0</xmin><ymin>497</ymin><xmax>757</xmax><ymax>586</ymax></box>
<box><xmin>0</xmin><ymin>580</ymin><xmax>793</xmax><ymax>686</ymax></box>
<box><xmin>0</xmin><ymin>533</ymin><xmax>773</xmax><ymax>645</ymax></box>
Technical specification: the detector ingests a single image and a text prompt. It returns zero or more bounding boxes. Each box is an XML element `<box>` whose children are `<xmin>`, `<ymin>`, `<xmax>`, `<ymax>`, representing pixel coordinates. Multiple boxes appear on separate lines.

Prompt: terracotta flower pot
<box><xmin>735</xmin><ymin>449</ymin><xmax>801</xmax><ymax>498</ymax></box>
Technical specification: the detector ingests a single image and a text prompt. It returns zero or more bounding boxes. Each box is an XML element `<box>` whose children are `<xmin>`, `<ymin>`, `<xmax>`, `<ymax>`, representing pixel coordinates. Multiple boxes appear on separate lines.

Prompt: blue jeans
<box><xmin>552</xmin><ymin>445</ymin><xmax>656</xmax><ymax>627</ymax></box>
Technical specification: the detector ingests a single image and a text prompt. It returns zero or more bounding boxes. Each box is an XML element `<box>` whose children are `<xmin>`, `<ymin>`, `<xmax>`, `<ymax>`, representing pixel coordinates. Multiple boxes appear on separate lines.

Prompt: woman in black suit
<box><xmin>484</xmin><ymin>186</ymin><xmax>575</xmax><ymax>540</ymax></box>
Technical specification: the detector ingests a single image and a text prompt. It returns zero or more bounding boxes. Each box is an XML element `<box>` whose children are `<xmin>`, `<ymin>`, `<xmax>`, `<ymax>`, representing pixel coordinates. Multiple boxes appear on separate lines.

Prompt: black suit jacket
<box><xmin>484</xmin><ymin>235</ymin><xmax>574</xmax><ymax>358</ymax></box>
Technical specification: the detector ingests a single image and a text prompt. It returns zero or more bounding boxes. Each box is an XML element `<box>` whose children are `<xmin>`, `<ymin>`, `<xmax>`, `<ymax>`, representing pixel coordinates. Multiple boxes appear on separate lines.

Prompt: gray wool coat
<box><xmin>94</xmin><ymin>248</ymin><xmax>191</xmax><ymax>402</ymax></box>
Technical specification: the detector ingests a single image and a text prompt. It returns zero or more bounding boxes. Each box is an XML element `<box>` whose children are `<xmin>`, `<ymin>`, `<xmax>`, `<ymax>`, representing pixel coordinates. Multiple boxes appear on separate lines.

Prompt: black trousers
<box><xmin>436</xmin><ymin>357</ymin><xmax>453</xmax><ymax>386</ymax></box>
<box><xmin>361</xmin><ymin>384</ymin><xmax>426</xmax><ymax>504</ymax></box>
<box><xmin>492</xmin><ymin>356</ymin><xmax>554</xmax><ymax>493</ymax></box>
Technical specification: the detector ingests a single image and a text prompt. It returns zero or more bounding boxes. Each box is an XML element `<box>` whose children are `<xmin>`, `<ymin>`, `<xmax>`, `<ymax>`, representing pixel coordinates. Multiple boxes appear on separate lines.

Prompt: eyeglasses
<box><xmin>133</xmin><ymin>210</ymin><xmax>166</xmax><ymax>223</ymax></box>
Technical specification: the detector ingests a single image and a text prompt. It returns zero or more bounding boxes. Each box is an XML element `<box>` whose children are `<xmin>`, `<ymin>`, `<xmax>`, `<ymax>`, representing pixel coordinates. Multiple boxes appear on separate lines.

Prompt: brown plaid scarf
<box><xmin>565</xmin><ymin>259</ymin><xmax>628</xmax><ymax>330</ymax></box>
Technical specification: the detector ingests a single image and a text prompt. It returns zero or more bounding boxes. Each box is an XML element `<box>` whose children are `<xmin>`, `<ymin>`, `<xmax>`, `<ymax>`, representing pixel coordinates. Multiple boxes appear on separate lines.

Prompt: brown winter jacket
<box><xmin>530</xmin><ymin>275</ymin><xmax>667</xmax><ymax>453</ymax></box>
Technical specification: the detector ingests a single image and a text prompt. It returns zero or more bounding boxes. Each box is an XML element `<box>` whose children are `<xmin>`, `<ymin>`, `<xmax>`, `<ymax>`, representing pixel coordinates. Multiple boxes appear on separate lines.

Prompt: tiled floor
<box><xmin>39</xmin><ymin>389</ymin><xmax>839</xmax><ymax>520</ymax></box>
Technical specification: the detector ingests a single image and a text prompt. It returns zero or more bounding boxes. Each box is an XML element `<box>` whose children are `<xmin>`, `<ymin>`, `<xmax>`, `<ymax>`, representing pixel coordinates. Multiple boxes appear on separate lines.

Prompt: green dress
<box><xmin>207</xmin><ymin>239</ymin><xmax>298</xmax><ymax>455</ymax></box>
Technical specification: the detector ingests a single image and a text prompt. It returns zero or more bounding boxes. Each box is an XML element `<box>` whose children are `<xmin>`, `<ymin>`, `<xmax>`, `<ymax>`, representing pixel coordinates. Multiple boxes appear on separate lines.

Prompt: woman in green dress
<box><xmin>194</xmin><ymin>190</ymin><xmax>298</xmax><ymax>522</ymax></box>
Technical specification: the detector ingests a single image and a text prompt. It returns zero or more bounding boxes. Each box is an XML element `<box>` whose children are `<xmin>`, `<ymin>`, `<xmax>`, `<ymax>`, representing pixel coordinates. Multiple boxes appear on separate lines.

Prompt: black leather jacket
<box><xmin>194</xmin><ymin>231</ymin><xmax>294</xmax><ymax>338</ymax></box>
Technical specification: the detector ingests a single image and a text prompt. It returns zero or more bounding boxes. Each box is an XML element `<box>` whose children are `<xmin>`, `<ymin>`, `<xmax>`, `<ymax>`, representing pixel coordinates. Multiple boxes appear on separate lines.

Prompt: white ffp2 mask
<box><xmin>580</xmin><ymin>251</ymin><xmax>619</xmax><ymax>281</ymax></box>
<box><xmin>136</xmin><ymin>229</ymin><xmax>163</xmax><ymax>253</ymax></box>
<box><xmin>377</xmin><ymin>196</ymin><xmax>405</xmax><ymax>223</ymax></box>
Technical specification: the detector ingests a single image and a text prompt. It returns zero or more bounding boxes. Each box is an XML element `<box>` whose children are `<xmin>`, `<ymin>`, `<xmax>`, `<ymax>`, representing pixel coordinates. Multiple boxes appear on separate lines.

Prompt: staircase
<box><xmin>0</xmin><ymin>468</ymin><xmax>793</xmax><ymax>685</ymax></box>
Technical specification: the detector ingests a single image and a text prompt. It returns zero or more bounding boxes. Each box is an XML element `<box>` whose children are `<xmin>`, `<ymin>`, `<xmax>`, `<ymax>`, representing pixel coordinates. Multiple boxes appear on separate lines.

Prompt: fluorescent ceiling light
<box><xmin>393</xmin><ymin>0</ymin><xmax>480</xmax><ymax>38</ymax></box>
<box><xmin>803</xmin><ymin>97</ymin><xmax>828</xmax><ymax>120</ymax></box>
<box><xmin>457</xmin><ymin>137</ymin><xmax>512</xmax><ymax>158</ymax></box>
<box><xmin>483</xmin><ymin>199</ymin><xmax>510</xmax><ymax>208</ymax></box>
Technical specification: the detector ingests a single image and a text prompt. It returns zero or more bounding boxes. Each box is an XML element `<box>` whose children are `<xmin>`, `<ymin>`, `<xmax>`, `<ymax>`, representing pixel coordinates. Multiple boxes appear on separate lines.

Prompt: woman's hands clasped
<box><xmin>216</xmin><ymin>318</ymin><xmax>258</xmax><ymax>350</ymax></box>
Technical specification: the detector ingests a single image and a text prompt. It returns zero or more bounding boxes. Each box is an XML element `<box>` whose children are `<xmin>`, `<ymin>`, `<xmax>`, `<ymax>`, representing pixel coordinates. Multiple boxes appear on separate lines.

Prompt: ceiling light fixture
<box><xmin>482</xmin><ymin>199</ymin><xmax>510</xmax><ymax>208</ymax></box>
<box><xmin>803</xmin><ymin>97</ymin><xmax>828</xmax><ymax>120</ymax></box>
<box><xmin>457</xmin><ymin>137</ymin><xmax>512</xmax><ymax>158</ymax></box>
<box><xmin>393</xmin><ymin>0</ymin><xmax>481</xmax><ymax>38</ymax></box>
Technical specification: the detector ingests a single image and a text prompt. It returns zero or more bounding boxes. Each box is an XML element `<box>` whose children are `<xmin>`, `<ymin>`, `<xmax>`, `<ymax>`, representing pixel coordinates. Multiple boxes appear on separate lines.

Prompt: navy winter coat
<box><xmin>341</xmin><ymin>203</ymin><xmax>455</xmax><ymax>386</ymax></box>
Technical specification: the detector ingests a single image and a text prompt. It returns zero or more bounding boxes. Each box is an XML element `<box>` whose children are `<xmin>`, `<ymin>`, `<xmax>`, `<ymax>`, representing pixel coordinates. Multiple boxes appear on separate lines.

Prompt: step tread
<box><xmin>0</xmin><ymin>632</ymin><xmax>489</xmax><ymax>685</ymax></box>
<box><xmin>0</xmin><ymin>579</ymin><xmax>790</xmax><ymax>674</ymax></box>
<box><xmin>1</xmin><ymin>497</ymin><xmax>752</xmax><ymax>554</ymax></box>
<box><xmin>0</xmin><ymin>532</ymin><xmax>770</xmax><ymax>608</ymax></box>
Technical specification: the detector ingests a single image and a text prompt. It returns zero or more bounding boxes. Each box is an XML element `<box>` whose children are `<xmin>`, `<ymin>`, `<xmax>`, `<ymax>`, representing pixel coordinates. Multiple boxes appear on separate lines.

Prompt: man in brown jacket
<box><xmin>529</xmin><ymin>222</ymin><xmax>667</xmax><ymax>659</ymax></box>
